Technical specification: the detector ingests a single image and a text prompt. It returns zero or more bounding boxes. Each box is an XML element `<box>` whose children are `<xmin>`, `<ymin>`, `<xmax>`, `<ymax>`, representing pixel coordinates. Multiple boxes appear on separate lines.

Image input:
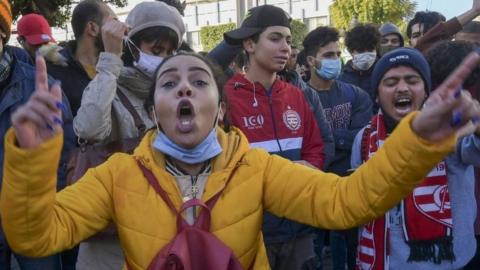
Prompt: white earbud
<box><xmin>252</xmin><ymin>97</ymin><xmax>259</xmax><ymax>107</ymax></box>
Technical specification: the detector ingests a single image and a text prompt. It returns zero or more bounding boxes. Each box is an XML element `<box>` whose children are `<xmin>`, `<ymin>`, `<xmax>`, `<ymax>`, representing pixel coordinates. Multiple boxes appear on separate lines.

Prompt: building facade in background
<box><xmin>10</xmin><ymin>0</ymin><xmax>332</xmax><ymax>51</ymax></box>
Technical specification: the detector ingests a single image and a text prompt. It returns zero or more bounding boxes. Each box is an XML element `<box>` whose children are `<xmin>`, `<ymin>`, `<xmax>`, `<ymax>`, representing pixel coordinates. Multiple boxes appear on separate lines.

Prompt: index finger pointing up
<box><xmin>435</xmin><ymin>50</ymin><xmax>480</xmax><ymax>98</ymax></box>
<box><xmin>35</xmin><ymin>55</ymin><xmax>49</xmax><ymax>93</ymax></box>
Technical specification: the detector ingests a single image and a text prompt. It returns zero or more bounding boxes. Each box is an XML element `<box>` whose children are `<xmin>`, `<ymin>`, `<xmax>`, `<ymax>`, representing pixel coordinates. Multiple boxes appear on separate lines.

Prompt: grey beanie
<box><xmin>126</xmin><ymin>1</ymin><xmax>186</xmax><ymax>49</ymax></box>
<box><xmin>379</xmin><ymin>23</ymin><xmax>404</xmax><ymax>47</ymax></box>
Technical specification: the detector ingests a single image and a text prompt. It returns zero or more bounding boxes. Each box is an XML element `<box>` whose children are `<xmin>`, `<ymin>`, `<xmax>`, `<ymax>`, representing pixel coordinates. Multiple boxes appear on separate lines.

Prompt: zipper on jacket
<box><xmin>267</xmin><ymin>89</ymin><xmax>283</xmax><ymax>153</ymax></box>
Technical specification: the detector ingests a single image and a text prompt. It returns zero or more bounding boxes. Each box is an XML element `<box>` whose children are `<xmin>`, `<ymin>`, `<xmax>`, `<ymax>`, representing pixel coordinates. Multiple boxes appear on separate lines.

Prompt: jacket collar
<box><xmin>61</xmin><ymin>41</ymin><xmax>78</xmax><ymax>64</ymax></box>
<box><xmin>60</xmin><ymin>41</ymin><xmax>96</xmax><ymax>79</ymax></box>
<box><xmin>226</xmin><ymin>73</ymin><xmax>286</xmax><ymax>96</ymax></box>
<box><xmin>133</xmin><ymin>127</ymin><xmax>250</xmax><ymax>205</ymax></box>
<box><xmin>0</xmin><ymin>59</ymin><xmax>32</xmax><ymax>116</ymax></box>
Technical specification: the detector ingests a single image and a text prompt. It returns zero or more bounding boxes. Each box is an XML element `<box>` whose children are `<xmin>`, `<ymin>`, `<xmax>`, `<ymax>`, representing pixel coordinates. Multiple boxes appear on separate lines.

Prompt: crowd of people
<box><xmin>0</xmin><ymin>0</ymin><xmax>479</xmax><ymax>269</ymax></box>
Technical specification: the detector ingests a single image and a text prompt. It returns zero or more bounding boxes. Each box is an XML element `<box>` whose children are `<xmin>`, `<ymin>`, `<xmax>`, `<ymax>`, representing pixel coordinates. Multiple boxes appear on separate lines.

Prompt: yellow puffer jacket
<box><xmin>1</xmin><ymin>113</ymin><xmax>455</xmax><ymax>270</ymax></box>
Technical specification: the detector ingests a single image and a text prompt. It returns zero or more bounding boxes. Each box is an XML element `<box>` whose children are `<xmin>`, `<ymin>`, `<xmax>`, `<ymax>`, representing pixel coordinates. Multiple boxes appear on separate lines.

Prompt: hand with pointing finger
<box><xmin>11</xmin><ymin>56</ymin><xmax>64</xmax><ymax>149</ymax></box>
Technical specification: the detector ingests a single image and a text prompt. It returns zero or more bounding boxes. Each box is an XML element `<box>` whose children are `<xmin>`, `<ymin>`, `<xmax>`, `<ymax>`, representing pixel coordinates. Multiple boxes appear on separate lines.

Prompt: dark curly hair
<box><xmin>345</xmin><ymin>23</ymin><xmax>380</xmax><ymax>53</ymax></box>
<box><xmin>302</xmin><ymin>26</ymin><xmax>339</xmax><ymax>57</ymax></box>
<box><xmin>406</xmin><ymin>11</ymin><xmax>446</xmax><ymax>39</ymax></box>
<box><xmin>425</xmin><ymin>40</ymin><xmax>480</xmax><ymax>89</ymax></box>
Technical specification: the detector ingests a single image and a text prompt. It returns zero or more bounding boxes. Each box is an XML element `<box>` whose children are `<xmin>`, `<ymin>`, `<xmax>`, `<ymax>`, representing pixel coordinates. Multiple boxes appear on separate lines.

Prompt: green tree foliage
<box><xmin>330</xmin><ymin>0</ymin><xmax>416</xmax><ymax>30</ymax></box>
<box><xmin>199</xmin><ymin>20</ymin><xmax>306</xmax><ymax>51</ymax></box>
<box><xmin>290</xmin><ymin>19</ymin><xmax>308</xmax><ymax>48</ymax></box>
<box><xmin>199</xmin><ymin>23</ymin><xmax>236</xmax><ymax>51</ymax></box>
<box><xmin>11</xmin><ymin>0</ymin><xmax>128</xmax><ymax>28</ymax></box>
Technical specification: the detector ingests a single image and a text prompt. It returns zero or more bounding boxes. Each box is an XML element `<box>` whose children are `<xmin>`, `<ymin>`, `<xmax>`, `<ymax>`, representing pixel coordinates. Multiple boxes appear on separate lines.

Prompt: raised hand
<box><xmin>412</xmin><ymin>50</ymin><xmax>480</xmax><ymax>142</ymax></box>
<box><xmin>11</xmin><ymin>56</ymin><xmax>63</xmax><ymax>149</ymax></box>
<box><xmin>102</xmin><ymin>19</ymin><xmax>128</xmax><ymax>56</ymax></box>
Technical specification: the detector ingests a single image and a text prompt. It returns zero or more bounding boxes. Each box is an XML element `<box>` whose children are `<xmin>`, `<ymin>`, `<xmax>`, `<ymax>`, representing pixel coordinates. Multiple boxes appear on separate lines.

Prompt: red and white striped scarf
<box><xmin>356</xmin><ymin>113</ymin><xmax>454</xmax><ymax>270</ymax></box>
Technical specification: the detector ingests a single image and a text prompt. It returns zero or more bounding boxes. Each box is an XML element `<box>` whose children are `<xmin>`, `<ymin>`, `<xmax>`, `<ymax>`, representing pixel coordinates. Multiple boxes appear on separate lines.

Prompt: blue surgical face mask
<box><xmin>315</xmin><ymin>58</ymin><xmax>341</xmax><ymax>80</ymax></box>
<box><xmin>152</xmin><ymin>128</ymin><xmax>223</xmax><ymax>165</ymax></box>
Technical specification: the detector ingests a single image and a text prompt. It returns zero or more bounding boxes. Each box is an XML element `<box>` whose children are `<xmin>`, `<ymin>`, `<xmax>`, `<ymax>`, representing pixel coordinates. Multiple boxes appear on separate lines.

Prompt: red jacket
<box><xmin>224</xmin><ymin>73</ymin><xmax>324</xmax><ymax>169</ymax></box>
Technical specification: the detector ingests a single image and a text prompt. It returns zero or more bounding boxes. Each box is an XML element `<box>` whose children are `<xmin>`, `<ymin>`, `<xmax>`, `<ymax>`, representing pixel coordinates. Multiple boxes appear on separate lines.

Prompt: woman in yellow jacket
<box><xmin>2</xmin><ymin>51</ymin><xmax>480</xmax><ymax>270</ymax></box>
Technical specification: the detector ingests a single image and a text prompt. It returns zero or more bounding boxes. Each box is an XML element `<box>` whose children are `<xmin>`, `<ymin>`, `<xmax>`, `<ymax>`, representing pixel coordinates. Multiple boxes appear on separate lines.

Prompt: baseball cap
<box><xmin>126</xmin><ymin>1</ymin><xmax>185</xmax><ymax>49</ymax></box>
<box><xmin>17</xmin><ymin>13</ymin><xmax>55</xmax><ymax>45</ymax></box>
<box><xmin>224</xmin><ymin>5</ymin><xmax>291</xmax><ymax>45</ymax></box>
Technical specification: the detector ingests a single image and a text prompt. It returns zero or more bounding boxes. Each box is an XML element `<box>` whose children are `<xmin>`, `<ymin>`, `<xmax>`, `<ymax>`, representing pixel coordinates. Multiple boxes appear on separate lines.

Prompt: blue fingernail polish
<box><xmin>450</xmin><ymin>111</ymin><xmax>462</xmax><ymax>127</ymax></box>
<box><xmin>54</xmin><ymin>80</ymin><xmax>62</xmax><ymax>87</ymax></box>
<box><xmin>46</xmin><ymin>123</ymin><xmax>54</xmax><ymax>131</ymax></box>
<box><xmin>454</xmin><ymin>87</ymin><xmax>462</xmax><ymax>99</ymax></box>
<box><xmin>53</xmin><ymin>116</ymin><xmax>63</xmax><ymax>125</ymax></box>
<box><xmin>476</xmin><ymin>47</ymin><xmax>480</xmax><ymax>56</ymax></box>
<box><xmin>55</xmin><ymin>101</ymin><xmax>66</xmax><ymax>112</ymax></box>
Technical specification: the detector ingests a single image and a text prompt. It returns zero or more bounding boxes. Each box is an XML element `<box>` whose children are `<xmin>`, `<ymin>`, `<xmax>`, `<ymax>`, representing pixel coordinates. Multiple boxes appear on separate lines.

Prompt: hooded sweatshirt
<box><xmin>224</xmin><ymin>73</ymin><xmax>325</xmax><ymax>243</ymax></box>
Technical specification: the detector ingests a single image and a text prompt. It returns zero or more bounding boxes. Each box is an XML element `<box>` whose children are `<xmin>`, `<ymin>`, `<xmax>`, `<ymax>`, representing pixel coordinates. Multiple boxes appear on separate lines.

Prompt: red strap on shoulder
<box><xmin>136</xmin><ymin>160</ymin><xmax>240</xmax><ymax>216</ymax></box>
<box><xmin>137</xmin><ymin>160</ymin><xmax>178</xmax><ymax>214</ymax></box>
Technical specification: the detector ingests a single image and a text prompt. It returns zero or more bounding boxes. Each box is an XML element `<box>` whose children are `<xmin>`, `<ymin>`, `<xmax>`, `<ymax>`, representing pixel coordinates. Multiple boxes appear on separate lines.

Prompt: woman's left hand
<box><xmin>412</xmin><ymin>50</ymin><xmax>480</xmax><ymax>142</ymax></box>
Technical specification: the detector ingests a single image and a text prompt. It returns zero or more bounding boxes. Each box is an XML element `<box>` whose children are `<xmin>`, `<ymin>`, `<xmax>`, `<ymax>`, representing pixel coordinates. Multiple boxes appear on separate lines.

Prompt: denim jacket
<box><xmin>0</xmin><ymin>46</ymin><xmax>75</xmax><ymax>191</ymax></box>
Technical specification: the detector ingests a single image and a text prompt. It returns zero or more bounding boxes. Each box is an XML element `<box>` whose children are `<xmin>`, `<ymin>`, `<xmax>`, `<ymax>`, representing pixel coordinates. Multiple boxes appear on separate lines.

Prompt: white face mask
<box><xmin>124</xmin><ymin>37</ymin><xmax>164</xmax><ymax>78</ymax></box>
<box><xmin>134</xmin><ymin>52</ymin><xmax>164</xmax><ymax>78</ymax></box>
<box><xmin>352</xmin><ymin>52</ymin><xmax>377</xmax><ymax>71</ymax></box>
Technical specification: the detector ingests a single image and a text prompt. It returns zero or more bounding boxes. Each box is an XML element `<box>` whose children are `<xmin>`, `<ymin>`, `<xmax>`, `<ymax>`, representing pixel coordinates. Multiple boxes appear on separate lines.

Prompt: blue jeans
<box><xmin>0</xmin><ymin>227</ymin><xmax>78</xmax><ymax>270</ymax></box>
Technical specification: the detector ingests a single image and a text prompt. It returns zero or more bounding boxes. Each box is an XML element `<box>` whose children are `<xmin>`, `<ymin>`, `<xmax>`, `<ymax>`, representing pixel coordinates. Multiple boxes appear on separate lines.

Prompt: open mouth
<box><xmin>393</xmin><ymin>96</ymin><xmax>413</xmax><ymax>115</ymax></box>
<box><xmin>176</xmin><ymin>99</ymin><xmax>195</xmax><ymax>133</ymax></box>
